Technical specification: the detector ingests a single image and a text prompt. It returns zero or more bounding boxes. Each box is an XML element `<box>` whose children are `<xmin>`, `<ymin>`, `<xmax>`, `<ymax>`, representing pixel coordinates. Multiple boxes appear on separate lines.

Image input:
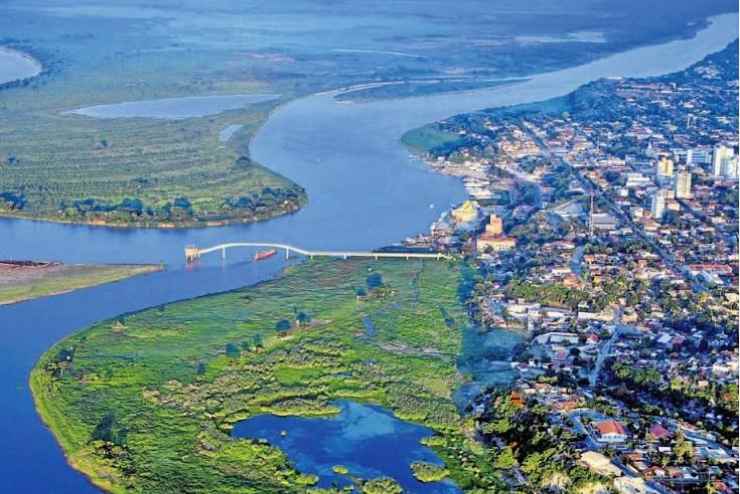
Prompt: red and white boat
<box><xmin>254</xmin><ymin>249</ymin><xmax>277</xmax><ymax>261</ymax></box>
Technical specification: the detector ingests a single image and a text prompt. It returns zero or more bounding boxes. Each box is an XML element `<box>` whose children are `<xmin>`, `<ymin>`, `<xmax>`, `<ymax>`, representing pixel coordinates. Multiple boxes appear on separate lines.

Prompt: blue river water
<box><xmin>232</xmin><ymin>400</ymin><xmax>460</xmax><ymax>492</ymax></box>
<box><xmin>0</xmin><ymin>13</ymin><xmax>736</xmax><ymax>493</ymax></box>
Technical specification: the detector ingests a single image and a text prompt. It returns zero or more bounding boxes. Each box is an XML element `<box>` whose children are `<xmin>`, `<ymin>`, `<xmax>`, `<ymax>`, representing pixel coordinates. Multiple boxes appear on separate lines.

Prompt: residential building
<box><xmin>712</xmin><ymin>145</ymin><xmax>736</xmax><ymax>178</ymax></box>
<box><xmin>651</xmin><ymin>190</ymin><xmax>666</xmax><ymax>220</ymax></box>
<box><xmin>656</xmin><ymin>155</ymin><xmax>674</xmax><ymax>178</ymax></box>
<box><xmin>674</xmin><ymin>171</ymin><xmax>692</xmax><ymax>199</ymax></box>
<box><xmin>594</xmin><ymin>419</ymin><xmax>629</xmax><ymax>443</ymax></box>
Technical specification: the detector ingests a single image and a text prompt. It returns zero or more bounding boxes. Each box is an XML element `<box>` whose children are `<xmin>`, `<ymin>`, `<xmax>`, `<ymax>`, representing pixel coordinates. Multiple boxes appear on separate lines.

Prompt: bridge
<box><xmin>185</xmin><ymin>242</ymin><xmax>453</xmax><ymax>263</ymax></box>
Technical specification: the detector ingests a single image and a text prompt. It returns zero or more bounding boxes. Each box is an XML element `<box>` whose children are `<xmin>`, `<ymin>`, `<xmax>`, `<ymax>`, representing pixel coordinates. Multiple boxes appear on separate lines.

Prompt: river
<box><xmin>0</xmin><ymin>12</ymin><xmax>736</xmax><ymax>493</ymax></box>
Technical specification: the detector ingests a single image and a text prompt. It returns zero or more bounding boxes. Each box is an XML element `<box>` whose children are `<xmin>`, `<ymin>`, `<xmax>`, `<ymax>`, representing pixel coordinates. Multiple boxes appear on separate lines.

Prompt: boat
<box><xmin>254</xmin><ymin>249</ymin><xmax>277</xmax><ymax>261</ymax></box>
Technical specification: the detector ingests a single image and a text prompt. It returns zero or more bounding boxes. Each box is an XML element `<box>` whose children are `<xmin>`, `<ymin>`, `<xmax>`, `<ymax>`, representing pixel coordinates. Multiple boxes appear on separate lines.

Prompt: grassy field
<box><xmin>401</xmin><ymin>126</ymin><xmax>466</xmax><ymax>156</ymax></box>
<box><xmin>32</xmin><ymin>259</ymin><xmax>508</xmax><ymax>493</ymax></box>
<box><xmin>0</xmin><ymin>93</ymin><xmax>306</xmax><ymax>227</ymax></box>
<box><xmin>0</xmin><ymin>263</ymin><xmax>161</xmax><ymax>305</ymax></box>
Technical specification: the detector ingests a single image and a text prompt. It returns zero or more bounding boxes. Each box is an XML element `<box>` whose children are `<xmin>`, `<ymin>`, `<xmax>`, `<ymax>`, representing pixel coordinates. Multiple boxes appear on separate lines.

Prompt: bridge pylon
<box><xmin>185</xmin><ymin>245</ymin><xmax>201</xmax><ymax>263</ymax></box>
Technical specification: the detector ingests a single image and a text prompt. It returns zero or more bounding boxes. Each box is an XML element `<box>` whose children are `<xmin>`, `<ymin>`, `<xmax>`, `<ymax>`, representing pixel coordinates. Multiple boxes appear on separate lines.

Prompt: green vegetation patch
<box><xmin>0</xmin><ymin>104</ymin><xmax>306</xmax><ymax>227</ymax></box>
<box><xmin>401</xmin><ymin>125</ymin><xmax>465</xmax><ymax>155</ymax></box>
<box><xmin>410</xmin><ymin>461</ymin><xmax>449</xmax><ymax>483</ymax></box>
<box><xmin>31</xmin><ymin>259</ymin><xmax>505</xmax><ymax>492</ymax></box>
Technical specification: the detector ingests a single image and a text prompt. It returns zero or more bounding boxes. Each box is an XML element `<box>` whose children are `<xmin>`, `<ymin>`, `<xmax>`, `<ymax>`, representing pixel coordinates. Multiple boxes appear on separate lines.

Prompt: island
<box><xmin>32</xmin><ymin>259</ymin><xmax>510</xmax><ymax>493</ymax></box>
<box><xmin>0</xmin><ymin>260</ymin><xmax>161</xmax><ymax>305</ymax></box>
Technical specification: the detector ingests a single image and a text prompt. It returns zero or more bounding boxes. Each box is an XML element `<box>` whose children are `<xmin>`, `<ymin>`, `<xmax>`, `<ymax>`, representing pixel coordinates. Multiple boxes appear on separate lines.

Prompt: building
<box><xmin>626</xmin><ymin>172</ymin><xmax>651</xmax><ymax>188</ymax></box>
<box><xmin>648</xmin><ymin>424</ymin><xmax>672</xmax><ymax>442</ymax></box>
<box><xmin>651</xmin><ymin>190</ymin><xmax>666</xmax><ymax>220</ymax></box>
<box><xmin>594</xmin><ymin>419</ymin><xmax>628</xmax><ymax>444</ymax></box>
<box><xmin>477</xmin><ymin>214</ymin><xmax>516</xmax><ymax>253</ymax></box>
<box><xmin>712</xmin><ymin>145</ymin><xmax>737</xmax><ymax>178</ymax></box>
<box><xmin>656</xmin><ymin>155</ymin><xmax>674</xmax><ymax>178</ymax></box>
<box><xmin>687</xmin><ymin>148</ymin><xmax>712</xmax><ymax>165</ymax></box>
<box><xmin>485</xmin><ymin>214</ymin><xmax>503</xmax><ymax>236</ymax></box>
<box><xmin>721</xmin><ymin>158</ymin><xmax>738</xmax><ymax>179</ymax></box>
<box><xmin>451</xmin><ymin>200</ymin><xmax>480</xmax><ymax>224</ymax></box>
<box><xmin>591</xmin><ymin>212</ymin><xmax>619</xmax><ymax>231</ymax></box>
<box><xmin>477</xmin><ymin>235</ymin><xmax>516</xmax><ymax>253</ymax></box>
<box><xmin>674</xmin><ymin>170</ymin><xmax>692</xmax><ymax>199</ymax></box>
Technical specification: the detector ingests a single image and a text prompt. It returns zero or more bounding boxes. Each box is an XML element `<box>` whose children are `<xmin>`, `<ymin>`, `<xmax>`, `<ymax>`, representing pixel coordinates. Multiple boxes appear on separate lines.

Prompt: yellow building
<box><xmin>485</xmin><ymin>214</ymin><xmax>503</xmax><ymax>236</ymax></box>
<box><xmin>656</xmin><ymin>155</ymin><xmax>674</xmax><ymax>178</ymax></box>
<box><xmin>451</xmin><ymin>200</ymin><xmax>479</xmax><ymax>223</ymax></box>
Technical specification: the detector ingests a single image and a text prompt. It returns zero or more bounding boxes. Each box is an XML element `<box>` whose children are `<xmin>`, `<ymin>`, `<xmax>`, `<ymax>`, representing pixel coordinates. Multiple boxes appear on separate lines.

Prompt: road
<box><xmin>524</xmin><ymin>126</ymin><xmax>698</xmax><ymax>289</ymax></box>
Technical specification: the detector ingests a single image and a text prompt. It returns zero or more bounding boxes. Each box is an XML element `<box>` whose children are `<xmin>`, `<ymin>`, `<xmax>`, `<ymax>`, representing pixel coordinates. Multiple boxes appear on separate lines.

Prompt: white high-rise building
<box><xmin>712</xmin><ymin>145</ymin><xmax>736</xmax><ymax>177</ymax></box>
<box><xmin>651</xmin><ymin>190</ymin><xmax>666</xmax><ymax>220</ymax></box>
<box><xmin>721</xmin><ymin>157</ymin><xmax>738</xmax><ymax>179</ymax></box>
<box><xmin>674</xmin><ymin>171</ymin><xmax>692</xmax><ymax>199</ymax></box>
<box><xmin>688</xmin><ymin>148</ymin><xmax>711</xmax><ymax>165</ymax></box>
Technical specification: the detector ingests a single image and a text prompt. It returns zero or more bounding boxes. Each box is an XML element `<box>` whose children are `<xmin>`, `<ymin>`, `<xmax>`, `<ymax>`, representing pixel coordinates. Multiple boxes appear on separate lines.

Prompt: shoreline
<box><xmin>0</xmin><ymin>263</ymin><xmax>163</xmax><ymax>306</ymax></box>
<box><xmin>0</xmin><ymin>46</ymin><xmax>43</xmax><ymax>85</ymax></box>
<box><xmin>0</xmin><ymin>195</ymin><xmax>306</xmax><ymax>231</ymax></box>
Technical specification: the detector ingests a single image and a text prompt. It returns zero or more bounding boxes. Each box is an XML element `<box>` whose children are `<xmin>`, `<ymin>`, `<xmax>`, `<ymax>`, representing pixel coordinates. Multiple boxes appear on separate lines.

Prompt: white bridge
<box><xmin>185</xmin><ymin>242</ymin><xmax>452</xmax><ymax>263</ymax></box>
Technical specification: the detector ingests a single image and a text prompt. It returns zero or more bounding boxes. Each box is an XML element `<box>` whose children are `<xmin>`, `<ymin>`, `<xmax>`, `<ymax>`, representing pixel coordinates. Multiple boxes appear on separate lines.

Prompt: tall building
<box><xmin>687</xmin><ymin>148</ymin><xmax>711</xmax><ymax>165</ymax></box>
<box><xmin>485</xmin><ymin>214</ymin><xmax>503</xmax><ymax>236</ymax></box>
<box><xmin>651</xmin><ymin>190</ymin><xmax>666</xmax><ymax>220</ymax></box>
<box><xmin>721</xmin><ymin>157</ymin><xmax>738</xmax><ymax>179</ymax></box>
<box><xmin>477</xmin><ymin>213</ymin><xmax>516</xmax><ymax>253</ymax></box>
<box><xmin>712</xmin><ymin>145</ymin><xmax>736</xmax><ymax>177</ymax></box>
<box><xmin>656</xmin><ymin>155</ymin><xmax>674</xmax><ymax>178</ymax></box>
<box><xmin>674</xmin><ymin>171</ymin><xmax>692</xmax><ymax>199</ymax></box>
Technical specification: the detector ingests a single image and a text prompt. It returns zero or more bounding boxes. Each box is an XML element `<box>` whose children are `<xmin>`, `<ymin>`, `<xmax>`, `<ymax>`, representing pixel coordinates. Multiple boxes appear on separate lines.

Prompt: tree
<box><xmin>225</xmin><ymin>343</ymin><xmax>240</xmax><ymax>359</ymax></box>
<box><xmin>91</xmin><ymin>412</ymin><xmax>127</xmax><ymax>446</ymax></box>
<box><xmin>275</xmin><ymin>319</ymin><xmax>291</xmax><ymax>333</ymax></box>
<box><xmin>366</xmin><ymin>273</ymin><xmax>383</xmax><ymax>290</ymax></box>
<box><xmin>673</xmin><ymin>431</ymin><xmax>694</xmax><ymax>463</ymax></box>
<box><xmin>494</xmin><ymin>446</ymin><xmax>517</xmax><ymax>469</ymax></box>
<box><xmin>296</xmin><ymin>311</ymin><xmax>311</xmax><ymax>327</ymax></box>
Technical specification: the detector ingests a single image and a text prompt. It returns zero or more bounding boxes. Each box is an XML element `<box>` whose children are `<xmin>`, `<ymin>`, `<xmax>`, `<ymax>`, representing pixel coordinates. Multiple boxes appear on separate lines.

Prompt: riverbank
<box><xmin>0</xmin><ymin>261</ymin><xmax>162</xmax><ymax>305</ymax></box>
<box><xmin>0</xmin><ymin>46</ymin><xmax>42</xmax><ymax>86</ymax></box>
<box><xmin>0</xmin><ymin>191</ymin><xmax>306</xmax><ymax>230</ymax></box>
<box><xmin>30</xmin><ymin>259</ymin><xmax>511</xmax><ymax>493</ymax></box>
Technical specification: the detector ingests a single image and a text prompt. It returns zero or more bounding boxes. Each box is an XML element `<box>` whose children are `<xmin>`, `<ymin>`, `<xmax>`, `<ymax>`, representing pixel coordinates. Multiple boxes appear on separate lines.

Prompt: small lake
<box><xmin>232</xmin><ymin>400</ymin><xmax>461</xmax><ymax>493</ymax></box>
<box><xmin>0</xmin><ymin>47</ymin><xmax>42</xmax><ymax>85</ymax></box>
<box><xmin>65</xmin><ymin>94</ymin><xmax>279</xmax><ymax>119</ymax></box>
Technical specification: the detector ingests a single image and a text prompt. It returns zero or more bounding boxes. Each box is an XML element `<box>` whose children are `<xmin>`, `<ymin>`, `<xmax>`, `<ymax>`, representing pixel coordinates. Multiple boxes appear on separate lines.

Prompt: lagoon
<box><xmin>232</xmin><ymin>400</ymin><xmax>460</xmax><ymax>493</ymax></box>
<box><xmin>0</xmin><ymin>47</ymin><xmax>41</xmax><ymax>85</ymax></box>
<box><xmin>65</xmin><ymin>94</ymin><xmax>279</xmax><ymax>120</ymax></box>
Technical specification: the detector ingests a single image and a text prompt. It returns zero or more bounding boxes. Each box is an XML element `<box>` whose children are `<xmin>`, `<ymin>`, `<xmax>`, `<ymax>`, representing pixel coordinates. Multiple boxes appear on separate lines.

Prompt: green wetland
<box><xmin>32</xmin><ymin>259</ymin><xmax>518</xmax><ymax>493</ymax></box>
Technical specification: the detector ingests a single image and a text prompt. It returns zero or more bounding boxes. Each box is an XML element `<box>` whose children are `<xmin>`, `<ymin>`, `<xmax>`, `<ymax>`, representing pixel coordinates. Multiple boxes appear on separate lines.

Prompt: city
<box><xmin>402</xmin><ymin>41</ymin><xmax>739</xmax><ymax>493</ymax></box>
